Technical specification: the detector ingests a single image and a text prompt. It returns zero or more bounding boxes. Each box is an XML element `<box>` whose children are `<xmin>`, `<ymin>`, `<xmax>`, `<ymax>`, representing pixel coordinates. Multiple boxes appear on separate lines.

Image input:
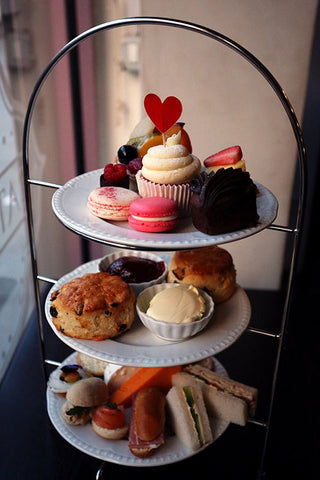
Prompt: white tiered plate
<box><xmin>52</xmin><ymin>169</ymin><xmax>278</xmax><ymax>250</ymax></box>
<box><xmin>45</xmin><ymin>257</ymin><xmax>251</xmax><ymax>366</ymax></box>
<box><xmin>47</xmin><ymin>352</ymin><xmax>229</xmax><ymax>467</ymax></box>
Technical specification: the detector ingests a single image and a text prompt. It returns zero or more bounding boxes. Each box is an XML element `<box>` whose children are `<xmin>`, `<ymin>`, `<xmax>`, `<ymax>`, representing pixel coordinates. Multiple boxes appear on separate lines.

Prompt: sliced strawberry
<box><xmin>103</xmin><ymin>163</ymin><xmax>127</xmax><ymax>181</ymax></box>
<box><xmin>204</xmin><ymin>145</ymin><xmax>243</xmax><ymax>167</ymax></box>
<box><xmin>127</xmin><ymin>157</ymin><xmax>142</xmax><ymax>174</ymax></box>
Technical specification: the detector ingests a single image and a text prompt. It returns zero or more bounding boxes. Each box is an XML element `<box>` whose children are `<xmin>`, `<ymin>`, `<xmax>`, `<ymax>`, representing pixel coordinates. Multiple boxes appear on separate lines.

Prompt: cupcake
<box><xmin>136</xmin><ymin>132</ymin><xmax>201</xmax><ymax>217</ymax></box>
<box><xmin>190</xmin><ymin>169</ymin><xmax>258</xmax><ymax>235</ymax></box>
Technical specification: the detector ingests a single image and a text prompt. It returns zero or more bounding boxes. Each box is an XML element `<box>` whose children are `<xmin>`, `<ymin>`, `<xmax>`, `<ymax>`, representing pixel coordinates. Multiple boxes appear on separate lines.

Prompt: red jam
<box><xmin>105</xmin><ymin>256</ymin><xmax>165</xmax><ymax>283</ymax></box>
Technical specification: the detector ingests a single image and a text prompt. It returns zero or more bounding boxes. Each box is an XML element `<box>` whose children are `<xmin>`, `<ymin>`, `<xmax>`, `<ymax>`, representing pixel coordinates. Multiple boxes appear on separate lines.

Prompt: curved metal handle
<box><xmin>22</xmin><ymin>16</ymin><xmax>306</xmax><ymax>231</ymax></box>
<box><xmin>22</xmin><ymin>17</ymin><xmax>307</xmax><ymax>479</ymax></box>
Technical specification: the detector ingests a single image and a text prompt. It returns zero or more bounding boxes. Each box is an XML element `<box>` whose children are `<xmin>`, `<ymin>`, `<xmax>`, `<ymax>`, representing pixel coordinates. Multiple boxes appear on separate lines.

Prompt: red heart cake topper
<box><xmin>144</xmin><ymin>93</ymin><xmax>182</xmax><ymax>133</ymax></box>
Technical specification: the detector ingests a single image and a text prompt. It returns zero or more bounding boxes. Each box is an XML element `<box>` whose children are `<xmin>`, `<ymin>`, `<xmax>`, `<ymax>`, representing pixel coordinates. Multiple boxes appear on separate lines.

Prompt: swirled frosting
<box><xmin>141</xmin><ymin>142</ymin><xmax>201</xmax><ymax>185</ymax></box>
<box><xmin>190</xmin><ymin>169</ymin><xmax>258</xmax><ymax>234</ymax></box>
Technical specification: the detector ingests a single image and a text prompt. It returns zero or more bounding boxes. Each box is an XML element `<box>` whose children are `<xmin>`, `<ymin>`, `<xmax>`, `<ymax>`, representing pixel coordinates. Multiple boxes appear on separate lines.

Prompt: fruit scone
<box><xmin>50</xmin><ymin>272</ymin><xmax>136</xmax><ymax>340</ymax></box>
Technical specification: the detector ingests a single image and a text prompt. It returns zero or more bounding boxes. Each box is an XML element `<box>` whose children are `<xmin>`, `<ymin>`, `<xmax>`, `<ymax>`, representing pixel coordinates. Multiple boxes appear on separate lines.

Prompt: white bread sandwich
<box><xmin>180</xmin><ymin>364</ymin><xmax>258</xmax><ymax>426</ymax></box>
<box><xmin>166</xmin><ymin>383</ymin><xmax>213</xmax><ymax>452</ymax></box>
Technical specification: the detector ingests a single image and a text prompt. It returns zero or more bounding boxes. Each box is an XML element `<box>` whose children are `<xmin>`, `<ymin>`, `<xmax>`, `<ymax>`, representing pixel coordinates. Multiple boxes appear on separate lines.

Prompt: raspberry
<box><xmin>127</xmin><ymin>157</ymin><xmax>142</xmax><ymax>174</ymax></box>
<box><xmin>103</xmin><ymin>163</ymin><xmax>127</xmax><ymax>181</ymax></box>
<box><xmin>100</xmin><ymin>163</ymin><xmax>129</xmax><ymax>188</ymax></box>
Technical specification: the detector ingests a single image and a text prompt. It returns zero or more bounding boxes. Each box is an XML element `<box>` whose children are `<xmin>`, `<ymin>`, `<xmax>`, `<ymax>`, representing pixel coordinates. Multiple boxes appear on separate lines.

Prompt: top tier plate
<box><xmin>52</xmin><ymin>169</ymin><xmax>278</xmax><ymax>250</ymax></box>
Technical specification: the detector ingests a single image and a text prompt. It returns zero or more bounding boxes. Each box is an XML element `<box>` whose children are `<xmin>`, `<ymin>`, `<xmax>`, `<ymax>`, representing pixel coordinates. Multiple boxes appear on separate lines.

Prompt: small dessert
<box><xmin>190</xmin><ymin>169</ymin><xmax>258</xmax><ymax>235</ymax></box>
<box><xmin>87</xmin><ymin>186</ymin><xmax>140</xmax><ymax>221</ymax></box>
<box><xmin>204</xmin><ymin>145</ymin><xmax>246</xmax><ymax>173</ymax></box>
<box><xmin>117</xmin><ymin>116</ymin><xmax>192</xmax><ymax>165</ymax></box>
<box><xmin>167</xmin><ymin>245</ymin><xmax>236</xmax><ymax>304</ymax></box>
<box><xmin>104</xmin><ymin>256</ymin><xmax>165</xmax><ymax>283</ymax></box>
<box><xmin>92</xmin><ymin>403</ymin><xmax>128</xmax><ymax>440</ymax></box>
<box><xmin>100</xmin><ymin>163</ymin><xmax>129</xmax><ymax>189</ymax></box>
<box><xmin>146</xmin><ymin>285</ymin><xmax>205</xmax><ymax>324</ymax></box>
<box><xmin>131</xmin><ymin>121</ymin><xmax>192</xmax><ymax>159</ymax></box>
<box><xmin>128</xmin><ymin>196</ymin><xmax>179</xmax><ymax>233</ymax></box>
<box><xmin>50</xmin><ymin>272</ymin><xmax>136</xmax><ymax>340</ymax></box>
<box><xmin>136</xmin><ymin>132</ymin><xmax>201</xmax><ymax>216</ymax></box>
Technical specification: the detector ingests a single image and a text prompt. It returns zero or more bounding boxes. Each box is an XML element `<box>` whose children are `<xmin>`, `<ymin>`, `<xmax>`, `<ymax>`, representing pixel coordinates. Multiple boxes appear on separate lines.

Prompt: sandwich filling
<box><xmin>184</xmin><ymin>365</ymin><xmax>257</xmax><ymax>416</ymax></box>
<box><xmin>183</xmin><ymin>386</ymin><xmax>204</xmax><ymax>446</ymax></box>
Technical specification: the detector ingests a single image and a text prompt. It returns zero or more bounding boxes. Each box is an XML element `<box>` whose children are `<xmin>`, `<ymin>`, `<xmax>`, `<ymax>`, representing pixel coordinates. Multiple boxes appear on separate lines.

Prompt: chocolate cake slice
<box><xmin>189</xmin><ymin>168</ymin><xmax>258</xmax><ymax>235</ymax></box>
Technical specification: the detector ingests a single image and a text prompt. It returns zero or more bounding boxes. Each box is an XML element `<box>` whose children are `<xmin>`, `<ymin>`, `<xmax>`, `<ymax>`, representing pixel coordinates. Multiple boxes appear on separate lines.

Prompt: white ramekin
<box><xmin>98</xmin><ymin>250</ymin><xmax>167</xmax><ymax>296</ymax></box>
<box><xmin>136</xmin><ymin>283</ymin><xmax>214</xmax><ymax>342</ymax></box>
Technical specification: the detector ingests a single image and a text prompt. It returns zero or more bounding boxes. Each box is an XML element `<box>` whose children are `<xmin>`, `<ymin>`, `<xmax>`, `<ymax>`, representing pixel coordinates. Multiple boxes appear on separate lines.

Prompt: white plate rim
<box><xmin>46</xmin><ymin>352</ymin><xmax>230</xmax><ymax>467</ymax></box>
<box><xmin>45</xmin><ymin>257</ymin><xmax>251</xmax><ymax>366</ymax></box>
<box><xmin>52</xmin><ymin>169</ymin><xmax>278</xmax><ymax>250</ymax></box>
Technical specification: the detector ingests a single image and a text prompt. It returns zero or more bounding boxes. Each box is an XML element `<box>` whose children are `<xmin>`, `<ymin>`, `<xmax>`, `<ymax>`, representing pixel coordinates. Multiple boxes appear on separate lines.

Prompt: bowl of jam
<box><xmin>99</xmin><ymin>250</ymin><xmax>167</xmax><ymax>295</ymax></box>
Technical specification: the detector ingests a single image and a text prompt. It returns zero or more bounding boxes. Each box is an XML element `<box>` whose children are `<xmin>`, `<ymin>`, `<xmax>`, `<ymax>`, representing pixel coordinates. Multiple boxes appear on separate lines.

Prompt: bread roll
<box><xmin>167</xmin><ymin>246</ymin><xmax>236</xmax><ymax>303</ymax></box>
<box><xmin>66</xmin><ymin>377</ymin><xmax>108</xmax><ymax>407</ymax></box>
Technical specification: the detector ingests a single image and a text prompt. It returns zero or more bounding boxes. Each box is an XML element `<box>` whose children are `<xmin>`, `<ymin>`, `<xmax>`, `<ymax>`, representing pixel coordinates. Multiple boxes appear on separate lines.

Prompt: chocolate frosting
<box><xmin>190</xmin><ymin>168</ymin><xmax>259</xmax><ymax>235</ymax></box>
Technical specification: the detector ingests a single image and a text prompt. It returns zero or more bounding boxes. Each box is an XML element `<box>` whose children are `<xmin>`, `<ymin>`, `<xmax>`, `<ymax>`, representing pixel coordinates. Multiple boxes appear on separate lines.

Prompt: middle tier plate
<box><xmin>45</xmin><ymin>258</ymin><xmax>251</xmax><ymax>366</ymax></box>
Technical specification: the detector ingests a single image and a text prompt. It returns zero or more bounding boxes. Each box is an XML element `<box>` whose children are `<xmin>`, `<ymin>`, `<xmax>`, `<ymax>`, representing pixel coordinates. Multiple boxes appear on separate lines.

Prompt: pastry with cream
<box><xmin>136</xmin><ymin>131</ymin><xmax>201</xmax><ymax>216</ymax></box>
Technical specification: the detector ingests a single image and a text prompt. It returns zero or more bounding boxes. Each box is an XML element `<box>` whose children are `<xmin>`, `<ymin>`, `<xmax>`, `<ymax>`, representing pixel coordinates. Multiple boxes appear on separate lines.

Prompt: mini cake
<box><xmin>167</xmin><ymin>245</ymin><xmax>236</xmax><ymax>304</ymax></box>
<box><xmin>50</xmin><ymin>272</ymin><xmax>136</xmax><ymax>340</ymax></box>
<box><xmin>189</xmin><ymin>169</ymin><xmax>258</xmax><ymax>235</ymax></box>
<box><xmin>204</xmin><ymin>145</ymin><xmax>246</xmax><ymax>173</ymax></box>
<box><xmin>100</xmin><ymin>163</ymin><xmax>129</xmax><ymax>189</ymax></box>
<box><xmin>117</xmin><ymin>117</ymin><xmax>192</xmax><ymax>163</ymax></box>
<box><xmin>136</xmin><ymin>132</ymin><xmax>201</xmax><ymax>216</ymax></box>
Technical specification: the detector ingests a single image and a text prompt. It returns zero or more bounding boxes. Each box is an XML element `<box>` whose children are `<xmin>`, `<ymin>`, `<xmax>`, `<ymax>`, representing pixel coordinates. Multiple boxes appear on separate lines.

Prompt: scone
<box><xmin>167</xmin><ymin>246</ymin><xmax>236</xmax><ymax>304</ymax></box>
<box><xmin>50</xmin><ymin>272</ymin><xmax>135</xmax><ymax>340</ymax></box>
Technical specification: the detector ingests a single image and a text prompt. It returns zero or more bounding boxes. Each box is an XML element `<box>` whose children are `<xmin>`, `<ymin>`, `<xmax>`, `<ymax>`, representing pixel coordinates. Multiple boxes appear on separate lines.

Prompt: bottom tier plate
<box><xmin>47</xmin><ymin>352</ymin><xmax>229</xmax><ymax>467</ymax></box>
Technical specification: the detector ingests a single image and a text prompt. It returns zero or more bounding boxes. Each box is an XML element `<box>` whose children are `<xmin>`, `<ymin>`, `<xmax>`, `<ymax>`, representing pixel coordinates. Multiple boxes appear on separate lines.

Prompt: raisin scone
<box><xmin>50</xmin><ymin>272</ymin><xmax>135</xmax><ymax>340</ymax></box>
<box><xmin>167</xmin><ymin>245</ymin><xmax>236</xmax><ymax>304</ymax></box>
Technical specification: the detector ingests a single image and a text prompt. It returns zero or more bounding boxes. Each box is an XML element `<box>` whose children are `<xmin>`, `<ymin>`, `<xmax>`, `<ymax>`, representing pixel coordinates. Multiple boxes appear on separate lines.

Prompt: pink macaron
<box><xmin>87</xmin><ymin>186</ymin><xmax>140</xmax><ymax>221</ymax></box>
<box><xmin>128</xmin><ymin>197</ymin><xmax>179</xmax><ymax>232</ymax></box>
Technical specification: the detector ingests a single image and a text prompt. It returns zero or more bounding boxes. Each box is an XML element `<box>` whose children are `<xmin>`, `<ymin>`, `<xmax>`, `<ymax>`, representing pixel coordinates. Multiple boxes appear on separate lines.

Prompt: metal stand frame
<box><xmin>22</xmin><ymin>17</ymin><xmax>307</xmax><ymax>479</ymax></box>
